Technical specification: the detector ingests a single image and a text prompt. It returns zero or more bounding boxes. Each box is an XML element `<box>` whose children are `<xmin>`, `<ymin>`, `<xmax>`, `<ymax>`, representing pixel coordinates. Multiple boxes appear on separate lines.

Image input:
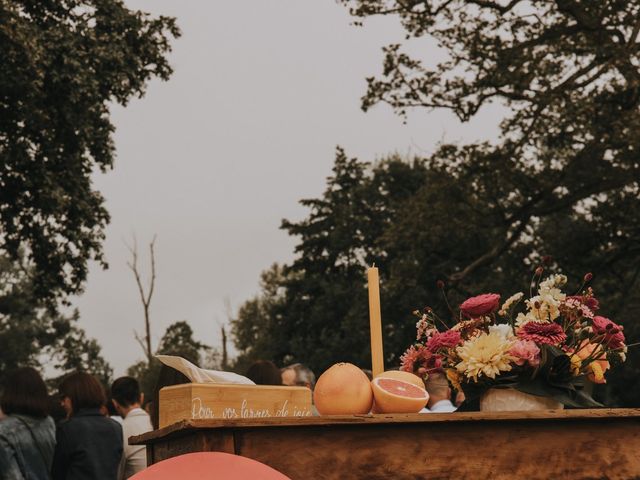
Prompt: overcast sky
<box><xmin>71</xmin><ymin>0</ymin><xmax>503</xmax><ymax>376</ymax></box>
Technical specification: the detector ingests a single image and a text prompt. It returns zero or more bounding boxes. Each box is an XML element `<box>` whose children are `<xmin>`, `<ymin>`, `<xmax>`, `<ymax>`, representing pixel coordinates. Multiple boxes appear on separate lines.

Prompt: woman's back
<box><xmin>51</xmin><ymin>408</ymin><xmax>122</xmax><ymax>480</ymax></box>
<box><xmin>0</xmin><ymin>414</ymin><xmax>56</xmax><ymax>480</ymax></box>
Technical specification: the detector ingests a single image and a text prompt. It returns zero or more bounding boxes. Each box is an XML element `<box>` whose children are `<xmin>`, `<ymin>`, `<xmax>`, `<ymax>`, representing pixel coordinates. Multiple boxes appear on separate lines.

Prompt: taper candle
<box><xmin>367</xmin><ymin>265</ymin><xmax>384</xmax><ymax>377</ymax></box>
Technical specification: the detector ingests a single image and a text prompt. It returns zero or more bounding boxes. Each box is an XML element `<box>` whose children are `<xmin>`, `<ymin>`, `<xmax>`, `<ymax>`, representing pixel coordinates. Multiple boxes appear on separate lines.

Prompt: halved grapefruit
<box><xmin>374</xmin><ymin>370</ymin><xmax>425</xmax><ymax>390</ymax></box>
<box><xmin>371</xmin><ymin>377</ymin><xmax>429</xmax><ymax>413</ymax></box>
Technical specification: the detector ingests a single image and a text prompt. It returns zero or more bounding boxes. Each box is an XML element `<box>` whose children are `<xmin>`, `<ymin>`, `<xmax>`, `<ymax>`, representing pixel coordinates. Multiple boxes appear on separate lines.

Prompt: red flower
<box><xmin>426</xmin><ymin>330</ymin><xmax>462</xmax><ymax>352</ymax></box>
<box><xmin>460</xmin><ymin>293</ymin><xmax>500</xmax><ymax>317</ymax></box>
<box><xmin>400</xmin><ymin>345</ymin><xmax>442</xmax><ymax>376</ymax></box>
<box><xmin>592</xmin><ymin>316</ymin><xmax>625</xmax><ymax>349</ymax></box>
<box><xmin>517</xmin><ymin>322</ymin><xmax>567</xmax><ymax>345</ymax></box>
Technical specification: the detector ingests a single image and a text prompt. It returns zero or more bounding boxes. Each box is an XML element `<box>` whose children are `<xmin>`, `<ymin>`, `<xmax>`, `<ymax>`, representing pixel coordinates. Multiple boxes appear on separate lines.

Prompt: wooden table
<box><xmin>132</xmin><ymin>408</ymin><xmax>640</xmax><ymax>479</ymax></box>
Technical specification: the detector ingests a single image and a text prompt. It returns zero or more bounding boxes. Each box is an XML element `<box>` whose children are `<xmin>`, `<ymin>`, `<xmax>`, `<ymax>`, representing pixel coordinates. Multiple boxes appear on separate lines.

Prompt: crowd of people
<box><xmin>0</xmin><ymin>368</ymin><xmax>153</xmax><ymax>480</ymax></box>
<box><xmin>0</xmin><ymin>362</ymin><xmax>461</xmax><ymax>479</ymax></box>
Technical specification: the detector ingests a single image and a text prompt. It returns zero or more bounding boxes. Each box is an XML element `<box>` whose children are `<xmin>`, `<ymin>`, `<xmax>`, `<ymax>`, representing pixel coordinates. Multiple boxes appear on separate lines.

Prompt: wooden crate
<box><xmin>158</xmin><ymin>384</ymin><xmax>312</xmax><ymax>428</ymax></box>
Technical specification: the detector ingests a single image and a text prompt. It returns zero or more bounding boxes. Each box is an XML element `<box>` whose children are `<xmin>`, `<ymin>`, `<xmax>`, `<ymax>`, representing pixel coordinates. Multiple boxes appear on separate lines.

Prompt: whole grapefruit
<box><xmin>371</xmin><ymin>377</ymin><xmax>429</xmax><ymax>413</ymax></box>
<box><xmin>374</xmin><ymin>370</ymin><xmax>425</xmax><ymax>390</ymax></box>
<box><xmin>314</xmin><ymin>363</ymin><xmax>373</xmax><ymax>415</ymax></box>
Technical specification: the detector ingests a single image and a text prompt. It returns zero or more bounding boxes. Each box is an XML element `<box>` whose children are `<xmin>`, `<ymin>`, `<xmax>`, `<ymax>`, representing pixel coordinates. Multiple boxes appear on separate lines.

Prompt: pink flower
<box><xmin>517</xmin><ymin>322</ymin><xmax>567</xmax><ymax>345</ymax></box>
<box><xmin>592</xmin><ymin>316</ymin><xmax>625</xmax><ymax>349</ymax></box>
<box><xmin>568</xmin><ymin>295</ymin><xmax>599</xmax><ymax>312</ymax></box>
<box><xmin>509</xmin><ymin>339</ymin><xmax>541</xmax><ymax>367</ymax></box>
<box><xmin>426</xmin><ymin>330</ymin><xmax>461</xmax><ymax>352</ymax></box>
<box><xmin>460</xmin><ymin>293</ymin><xmax>501</xmax><ymax>317</ymax></box>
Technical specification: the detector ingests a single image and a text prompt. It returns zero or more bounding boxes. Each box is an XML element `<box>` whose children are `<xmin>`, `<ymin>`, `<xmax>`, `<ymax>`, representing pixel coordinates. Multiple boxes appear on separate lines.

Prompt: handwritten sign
<box><xmin>159</xmin><ymin>384</ymin><xmax>313</xmax><ymax>428</ymax></box>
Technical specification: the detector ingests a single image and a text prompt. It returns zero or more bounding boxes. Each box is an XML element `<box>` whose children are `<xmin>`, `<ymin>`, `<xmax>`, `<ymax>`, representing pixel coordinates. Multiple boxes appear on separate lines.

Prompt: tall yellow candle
<box><xmin>367</xmin><ymin>265</ymin><xmax>384</xmax><ymax>377</ymax></box>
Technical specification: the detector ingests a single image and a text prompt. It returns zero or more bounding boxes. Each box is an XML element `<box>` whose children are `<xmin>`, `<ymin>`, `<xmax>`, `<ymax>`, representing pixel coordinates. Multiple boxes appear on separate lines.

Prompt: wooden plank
<box><xmin>230</xmin><ymin>416</ymin><xmax>640</xmax><ymax>479</ymax></box>
<box><xmin>159</xmin><ymin>383</ymin><xmax>313</xmax><ymax>428</ymax></box>
<box><xmin>132</xmin><ymin>408</ymin><xmax>640</xmax><ymax>444</ymax></box>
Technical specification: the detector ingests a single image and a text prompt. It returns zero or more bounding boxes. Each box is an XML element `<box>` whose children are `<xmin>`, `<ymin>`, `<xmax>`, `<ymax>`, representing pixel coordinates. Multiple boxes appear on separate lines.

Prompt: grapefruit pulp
<box><xmin>374</xmin><ymin>370</ymin><xmax>425</xmax><ymax>390</ymax></box>
<box><xmin>371</xmin><ymin>377</ymin><xmax>429</xmax><ymax>413</ymax></box>
<box><xmin>314</xmin><ymin>363</ymin><xmax>373</xmax><ymax>415</ymax></box>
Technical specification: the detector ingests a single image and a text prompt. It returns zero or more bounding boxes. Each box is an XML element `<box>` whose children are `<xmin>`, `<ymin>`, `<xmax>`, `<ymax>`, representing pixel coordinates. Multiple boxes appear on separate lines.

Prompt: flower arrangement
<box><xmin>400</xmin><ymin>271</ymin><xmax>628</xmax><ymax>408</ymax></box>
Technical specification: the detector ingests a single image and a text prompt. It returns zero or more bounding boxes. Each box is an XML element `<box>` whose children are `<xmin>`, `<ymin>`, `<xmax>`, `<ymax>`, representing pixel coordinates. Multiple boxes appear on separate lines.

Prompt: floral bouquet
<box><xmin>400</xmin><ymin>272</ymin><xmax>628</xmax><ymax>408</ymax></box>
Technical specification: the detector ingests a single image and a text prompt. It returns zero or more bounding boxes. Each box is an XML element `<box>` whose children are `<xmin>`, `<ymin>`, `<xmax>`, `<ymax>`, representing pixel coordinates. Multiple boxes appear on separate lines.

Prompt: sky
<box><xmin>71</xmin><ymin>0</ymin><xmax>503</xmax><ymax>376</ymax></box>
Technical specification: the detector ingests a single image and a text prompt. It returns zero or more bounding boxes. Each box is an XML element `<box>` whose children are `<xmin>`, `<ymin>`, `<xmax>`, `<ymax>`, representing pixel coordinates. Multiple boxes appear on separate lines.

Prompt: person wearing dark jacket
<box><xmin>0</xmin><ymin>367</ymin><xmax>56</xmax><ymax>480</ymax></box>
<box><xmin>51</xmin><ymin>372</ymin><xmax>123</xmax><ymax>480</ymax></box>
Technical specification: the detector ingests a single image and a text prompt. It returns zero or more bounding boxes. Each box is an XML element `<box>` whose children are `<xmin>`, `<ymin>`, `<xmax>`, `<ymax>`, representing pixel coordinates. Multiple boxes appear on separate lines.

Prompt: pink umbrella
<box><xmin>131</xmin><ymin>452</ymin><xmax>291</xmax><ymax>480</ymax></box>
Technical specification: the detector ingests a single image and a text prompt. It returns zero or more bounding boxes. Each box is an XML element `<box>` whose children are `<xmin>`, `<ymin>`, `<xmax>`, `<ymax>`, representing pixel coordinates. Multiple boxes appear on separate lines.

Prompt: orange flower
<box><xmin>575</xmin><ymin>341</ymin><xmax>610</xmax><ymax>383</ymax></box>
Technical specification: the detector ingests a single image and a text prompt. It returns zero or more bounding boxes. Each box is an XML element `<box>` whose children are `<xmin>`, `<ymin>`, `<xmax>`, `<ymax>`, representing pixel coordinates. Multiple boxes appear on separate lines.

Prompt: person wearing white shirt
<box><xmin>111</xmin><ymin>377</ymin><xmax>153</xmax><ymax>479</ymax></box>
<box><xmin>421</xmin><ymin>372</ymin><xmax>457</xmax><ymax>413</ymax></box>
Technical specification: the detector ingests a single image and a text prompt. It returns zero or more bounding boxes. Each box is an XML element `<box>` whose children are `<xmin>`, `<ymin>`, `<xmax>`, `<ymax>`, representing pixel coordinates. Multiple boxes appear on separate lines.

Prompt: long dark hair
<box><xmin>59</xmin><ymin>372</ymin><xmax>106</xmax><ymax>415</ymax></box>
<box><xmin>1</xmin><ymin>367</ymin><xmax>50</xmax><ymax>418</ymax></box>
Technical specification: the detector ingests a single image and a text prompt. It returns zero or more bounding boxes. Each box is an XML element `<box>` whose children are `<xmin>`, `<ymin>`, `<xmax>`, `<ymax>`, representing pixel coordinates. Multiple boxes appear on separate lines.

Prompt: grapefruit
<box><xmin>374</xmin><ymin>370</ymin><xmax>425</xmax><ymax>390</ymax></box>
<box><xmin>371</xmin><ymin>377</ymin><xmax>429</xmax><ymax>413</ymax></box>
<box><xmin>314</xmin><ymin>363</ymin><xmax>373</xmax><ymax>415</ymax></box>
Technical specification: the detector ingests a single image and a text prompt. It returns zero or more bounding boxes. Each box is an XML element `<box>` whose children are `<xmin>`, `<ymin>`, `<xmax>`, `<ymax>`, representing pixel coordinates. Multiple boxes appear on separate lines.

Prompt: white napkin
<box><xmin>156</xmin><ymin>355</ymin><xmax>255</xmax><ymax>385</ymax></box>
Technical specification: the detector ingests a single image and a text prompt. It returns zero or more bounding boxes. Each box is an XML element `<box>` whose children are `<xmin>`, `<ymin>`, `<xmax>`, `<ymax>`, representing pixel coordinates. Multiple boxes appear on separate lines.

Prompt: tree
<box><xmin>0</xmin><ymin>254</ymin><xmax>112</xmax><ymax>387</ymax></box>
<box><xmin>127</xmin><ymin>321</ymin><xmax>210</xmax><ymax>402</ymax></box>
<box><xmin>127</xmin><ymin>235</ymin><xmax>158</xmax><ymax>364</ymax></box>
<box><xmin>0</xmin><ymin>0</ymin><xmax>180</xmax><ymax>302</ymax></box>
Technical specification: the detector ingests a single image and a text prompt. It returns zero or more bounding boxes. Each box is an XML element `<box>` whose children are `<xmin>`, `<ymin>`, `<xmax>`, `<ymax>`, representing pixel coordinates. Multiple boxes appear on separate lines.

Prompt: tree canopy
<box><xmin>338</xmin><ymin>0</ymin><xmax>640</xmax><ymax>286</ymax></box>
<box><xmin>0</xmin><ymin>254</ymin><xmax>112</xmax><ymax>387</ymax></box>
<box><xmin>0</xmin><ymin>0</ymin><xmax>180</xmax><ymax>302</ymax></box>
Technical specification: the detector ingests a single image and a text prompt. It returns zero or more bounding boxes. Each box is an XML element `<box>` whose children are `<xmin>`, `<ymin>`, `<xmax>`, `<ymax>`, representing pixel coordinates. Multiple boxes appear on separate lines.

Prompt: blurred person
<box><xmin>423</xmin><ymin>373</ymin><xmax>456</xmax><ymax>413</ymax></box>
<box><xmin>111</xmin><ymin>377</ymin><xmax>153</xmax><ymax>479</ymax></box>
<box><xmin>52</xmin><ymin>372</ymin><xmax>123</xmax><ymax>480</ymax></box>
<box><xmin>48</xmin><ymin>394</ymin><xmax>68</xmax><ymax>426</ymax></box>
<box><xmin>245</xmin><ymin>360</ymin><xmax>282</xmax><ymax>386</ymax></box>
<box><xmin>0</xmin><ymin>367</ymin><xmax>56</xmax><ymax>479</ymax></box>
<box><xmin>281</xmin><ymin>363</ymin><xmax>316</xmax><ymax>390</ymax></box>
<box><xmin>105</xmin><ymin>398</ymin><xmax>123</xmax><ymax>425</ymax></box>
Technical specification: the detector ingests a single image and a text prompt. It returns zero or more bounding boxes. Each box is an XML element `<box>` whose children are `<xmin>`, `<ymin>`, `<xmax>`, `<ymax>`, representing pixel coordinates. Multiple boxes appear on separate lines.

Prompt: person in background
<box><xmin>105</xmin><ymin>397</ymin><xmax>123</xmax><ymax>425</ymax></box>
<box><xmin>281</xmin><ymin>363</ymin><xmax>316</xmax><ymax>390</ymax></box>
<box><xmin>51</xmin><ymin>372</ymin><xmax>123</xmax><ymax>480</ymax></box>
<box><xmin>245</xmin><ymin>360</ymin><xmax>282</xmax><ymax>386</ymax></box>
<box><xmin>281</xmin><ymin>363</ymin><xmax>318</xmax><ymax>415</ymax></box>
<box><xmin>423</xmin><ymin>372</ymin><xmax>457</xmax><ymax>413</ymax></box>
<box><xmin>0</xmin><ymin>367</ymin><xmax>56</xmax><ymax>479</ymax></box>
<box><xmin>111</xmin><ymin>377</ymin><xmax>153</xmax><ymax>479</ymax></box>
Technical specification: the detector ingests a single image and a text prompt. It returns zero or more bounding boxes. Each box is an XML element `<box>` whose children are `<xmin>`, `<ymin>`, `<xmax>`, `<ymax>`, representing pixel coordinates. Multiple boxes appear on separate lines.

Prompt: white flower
<box><xmin>526</xmin><ymin>295</ymin><xmax>560</xmax><ymax>322</ymax></box>
<box><xmin>498</xmin><ymin>292</ymin><xmax>524</xmax><ymax>316</ymax></box>
<box><xmin>456</xmin><ymin>331</ymin><xmax>515</xmax><ymax>382</ymax></box>
<box><xmin>515</xmin><ymin>311</ymin><xmax>539</xmax><ymax>327</ymax></box>
<box><xmin>489</xmin><ymin>324</ymin><xmax>514</xmax><ymax>340</ymax></box>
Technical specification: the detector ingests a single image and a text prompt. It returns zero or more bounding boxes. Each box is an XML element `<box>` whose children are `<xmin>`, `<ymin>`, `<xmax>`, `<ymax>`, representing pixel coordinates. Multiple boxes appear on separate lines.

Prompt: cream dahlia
<box><xmin>455</xmin><ymin>331</ymin><xmax>515</xmax><ymax>382</ymax></box>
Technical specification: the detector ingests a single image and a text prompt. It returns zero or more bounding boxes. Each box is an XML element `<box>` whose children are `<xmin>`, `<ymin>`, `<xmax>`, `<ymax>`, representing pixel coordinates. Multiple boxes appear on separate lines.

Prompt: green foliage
<box><xmin>0</xmin><ymin>0</ymin><xmax>180</xmax><ymax>302</ymax></box>
<box><xmin>127</xmin><ymin>321</ymin><xmax>210</xmax><ymax>401</ymax></box>
<box><xmin>0</xmin><ymin>254</ymin><xmax>112</xmax><ymax>387</ymax></box>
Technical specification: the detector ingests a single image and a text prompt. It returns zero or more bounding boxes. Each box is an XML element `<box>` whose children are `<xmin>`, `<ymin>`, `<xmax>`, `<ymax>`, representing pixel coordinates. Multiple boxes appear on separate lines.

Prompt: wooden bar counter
<box><xmin>131</xmin><ymin>408</ymin><xmax>640</xmax><ymax>479</ymax></box>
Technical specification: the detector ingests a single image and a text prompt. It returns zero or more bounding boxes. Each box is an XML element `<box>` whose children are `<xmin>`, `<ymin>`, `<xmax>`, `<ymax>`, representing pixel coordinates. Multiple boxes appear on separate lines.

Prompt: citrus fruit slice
<box><xmin>371</xmin><ymin>377</ymin><xmax>429</xmax><ymax>413</ymax></box>
<box><xmin>374</xmin><ymin>370</ymin><xmax>425</xmax><ymax>390</ymax></box>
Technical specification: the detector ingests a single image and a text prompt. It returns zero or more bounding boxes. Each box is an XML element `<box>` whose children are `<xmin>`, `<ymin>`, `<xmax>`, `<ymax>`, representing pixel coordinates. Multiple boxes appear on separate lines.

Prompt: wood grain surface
<box><xmin>132</xmin><ymin>409</ymin><xmax>640</xmax><ymax>480</ymax></box>
<box><xmin>158</xmin><ymin>383</ymin><xmax>312</xmax><ymax>428</ymax></box>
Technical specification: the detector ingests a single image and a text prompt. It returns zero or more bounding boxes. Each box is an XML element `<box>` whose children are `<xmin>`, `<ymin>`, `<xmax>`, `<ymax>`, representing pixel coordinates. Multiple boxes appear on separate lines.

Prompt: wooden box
<box><xmin>158</xmin><ymin>384</ymin><xmax>313</xmax><ymax>428</ymax></box>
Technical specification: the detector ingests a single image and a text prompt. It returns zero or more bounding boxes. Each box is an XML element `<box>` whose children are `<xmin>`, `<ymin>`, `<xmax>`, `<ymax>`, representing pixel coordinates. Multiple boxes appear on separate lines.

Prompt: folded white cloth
<box><xmin>156</xmin><ymin>355</ymin><xmax>255</xmax><ymax>385</ymax></box>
